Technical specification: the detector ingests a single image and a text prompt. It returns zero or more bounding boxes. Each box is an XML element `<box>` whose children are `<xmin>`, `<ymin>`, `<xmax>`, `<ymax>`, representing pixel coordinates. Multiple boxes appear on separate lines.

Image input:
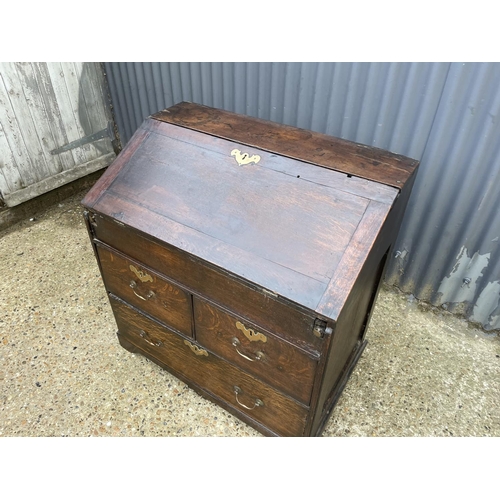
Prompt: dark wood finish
<box><xmin>86</xmin><ymin>120</ymin><xmax>387</xmax><ymax>309</ymax></box>
<box><xmin>310</xmin><ymin>245</ymin><xmax>391</xmax><ymax>436</ymax></box>
<box><xmin>316</xmin><ymin>200</ymin><xmax>393</xmax><ymax>319</ymax></box>
<box><xmin>95</xmin><ymin>243</ymin><xmax>193</xmax><ymax>337</ymax></box>
<box><xmin>89</xmin><ymin>212</ymin><xmax>322</xmax><ymax>353</ymax></box>
<box><xmin>110</xmin><ymin>295</ymin><xmax>309</xmax><ymax>437</ymax></box>
<box><xmin>81</xmin><ymin>102</ymin><xmax>419</xmax><ymax>437</ymax></box>
<box><xmin>114</xmin><ymin>331</ymin><xmax>281</xmax><ymax>438</ymax></box>
<box><xmin>309</xmin><ymin>167</ymin><xmax>418</xmax><ymax>435</ymax></box>
<box><xmin>152</xmin><ymin>102</ymin><xmax>418</xmax><ymax>189</ymax></box>
<box><xmin>194</xmin><ymin>298</ymin><xmax>317</xmax><ymax>405</ymax></box>
<box><xmin>81</xmin><ymin>126</ymin><xmax>149</xmax><ymax>207</ymax></box>
<box><xmin>314</xmin><ymin>340</ymin><xmax>368</xmax><ymax>436</ymax></box>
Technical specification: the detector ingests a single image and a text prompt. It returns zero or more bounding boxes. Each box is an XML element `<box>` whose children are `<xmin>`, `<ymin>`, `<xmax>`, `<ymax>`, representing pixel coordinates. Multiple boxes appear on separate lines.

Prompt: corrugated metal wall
<box><xmin>103</xmin><ymin>62</ymin><xmax>500</xmax><ymax>331</ymax></box>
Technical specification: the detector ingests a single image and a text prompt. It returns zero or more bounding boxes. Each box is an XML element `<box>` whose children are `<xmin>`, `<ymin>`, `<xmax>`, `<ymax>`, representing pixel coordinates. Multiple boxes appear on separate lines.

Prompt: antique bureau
<box><xmin>82</xmin><ymin>102</ymin><xmax>418</xmax><ymax>437</ymax></box>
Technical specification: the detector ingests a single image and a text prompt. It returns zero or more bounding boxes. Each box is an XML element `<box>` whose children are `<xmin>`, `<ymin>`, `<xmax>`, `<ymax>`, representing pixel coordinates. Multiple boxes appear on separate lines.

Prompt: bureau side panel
<box><xmin>311</xmin><ymin>244</ymin><xmax>389</xmax><ymax>436</ymax></box>
<box><xmin>310</xmin><ymin>188</ymin><xmax>414</xmax><ymax>436</ymax></box>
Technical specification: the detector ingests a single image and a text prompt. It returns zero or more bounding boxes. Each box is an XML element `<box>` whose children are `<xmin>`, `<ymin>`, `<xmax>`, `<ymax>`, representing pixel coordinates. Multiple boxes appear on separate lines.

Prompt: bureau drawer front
<box><xmin>109</xmin><ymin>295</ymin><xmax>309</xmax><ymax>437</ymax></box>
<box><xmin>96</xmin><ymin>244</ymin><xmax>192</xmax><ymax>337</ymax></box>
<box><xmin>194</xmin><ymin>298</ymin><xmax>317</xmax><ymax>405</ymax></box>
<box><xmin>90</xmin><ymin>213</ymin><xmax>322</xmax><ymax>352</ymax></box>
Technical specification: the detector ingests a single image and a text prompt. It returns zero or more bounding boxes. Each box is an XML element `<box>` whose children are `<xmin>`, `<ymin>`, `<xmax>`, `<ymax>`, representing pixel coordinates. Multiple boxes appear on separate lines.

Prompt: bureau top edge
<box><xmin>150</xmin><ymin>101</ymin><xmax>419</xmax><ymax>190</ymax></box>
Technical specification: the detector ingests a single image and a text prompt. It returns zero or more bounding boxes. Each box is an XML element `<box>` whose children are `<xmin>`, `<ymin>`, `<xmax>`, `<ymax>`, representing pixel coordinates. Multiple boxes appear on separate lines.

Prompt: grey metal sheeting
<box><xmin>103</xmin><ymin>62</ymin><xmax>500</xmax><ymax>331</ymax></box>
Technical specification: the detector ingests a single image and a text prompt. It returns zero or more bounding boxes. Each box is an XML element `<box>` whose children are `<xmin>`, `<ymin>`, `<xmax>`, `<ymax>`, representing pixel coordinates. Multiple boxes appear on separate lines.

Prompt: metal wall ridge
<box><xmin>103</xmin><ymin>62</ymin><xmax>500</xmax><ymax>331</ymax></box>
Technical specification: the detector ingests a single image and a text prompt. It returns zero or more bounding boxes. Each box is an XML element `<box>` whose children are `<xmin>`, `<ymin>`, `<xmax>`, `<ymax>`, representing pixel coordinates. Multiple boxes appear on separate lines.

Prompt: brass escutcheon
<box><xmin>184</xmin><ymin>340</ymin><xmax>208</xmax><ymax>357</ymax></box>
<box><xmin>231</xmin><ymin>148</ymin><xmax>260</xmax><ymax>167</ymax></box>
<box><xmin>235</xmin><ymin>321</ymin><xmax>267</xmax><ymax>343</ymax></box>
<box><xmin>129</xmin><ymin>264</ymin><xmax>153</xmax><ymax>283</ymax></box>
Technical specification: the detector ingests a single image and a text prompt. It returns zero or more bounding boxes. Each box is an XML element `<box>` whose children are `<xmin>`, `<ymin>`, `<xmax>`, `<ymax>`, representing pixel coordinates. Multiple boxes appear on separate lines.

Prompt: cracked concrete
<box><xmin>0</xmin><ymin>188</ymin><xmax>499</xmax><ymax>437</ymax></box>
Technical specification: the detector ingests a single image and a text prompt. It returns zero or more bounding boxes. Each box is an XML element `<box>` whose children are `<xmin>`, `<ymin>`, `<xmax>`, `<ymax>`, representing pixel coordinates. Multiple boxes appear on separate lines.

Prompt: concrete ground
<box><xmin>0</xmin><ymin>188</ymin><xmax>499</xmax><ymax>437</ymax></box>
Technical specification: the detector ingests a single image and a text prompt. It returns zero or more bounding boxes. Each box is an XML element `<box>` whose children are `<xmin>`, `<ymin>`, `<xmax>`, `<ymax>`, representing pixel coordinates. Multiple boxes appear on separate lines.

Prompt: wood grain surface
<box><xmin>81</xmin><ymin>102</ymin><xmax>419</xmax><ymax>436</ymax></box>
<box><xmin>90</xmin><ymin>213</ymin><xmax>322</xmax><ymax>352</ymax></box>
<box><xmin>315</xmin><ymin>200</ymin><xmax>393</xmax><ymax>318</ymax></box>
<box><xmin>110</xmin><ymin>295</ymin><xmax>309</xmax><ymax>436</ymax></box>
<box><xmin>152</xmin><ymin>102</ymin><xmax>418</xmax><ymax>189</ymax></box>
<box><xmin>194</xmin><ymin>297</ymin><xmax>318</xmax><ymax>405</ymax></box>
<box><xmin>86</xmin><ymin>119</ymin><xmax>397</xmax><ymax>314</ymax></box>
<box><xmin>96</xmin><ymin>243</ymin><xmax>193</xmax><ymax>337</ymax></box>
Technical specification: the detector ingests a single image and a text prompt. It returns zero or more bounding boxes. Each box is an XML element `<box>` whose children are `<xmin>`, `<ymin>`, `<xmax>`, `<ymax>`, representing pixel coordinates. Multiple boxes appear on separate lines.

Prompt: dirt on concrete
<box><xmin>0</xmin><ymin>189</ymin><xmax>498</xmax><ymax>437</ymax></box>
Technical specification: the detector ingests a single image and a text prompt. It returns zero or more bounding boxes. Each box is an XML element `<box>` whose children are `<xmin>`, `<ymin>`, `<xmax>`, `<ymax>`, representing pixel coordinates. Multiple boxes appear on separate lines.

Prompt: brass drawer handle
<box><xmin>130</xmin><ymin>280</ymin><xmax>156</xmax><ymax>301</ymax></box>
<box><xmin>231</xmin><ymin>338</ymin><xmax>264</xmax><ymax>362</ymax></box>
<box><xmin>139</xmin><ymin>330</ymin><xmax>162</xmax><ymax>347</ymax></box>
<box><xmin>233</xmin><ymin>386</ymin><xmax>264</xmax><ymax>410</ymax></box>
<box><xmin>184</xmin><ymin>340</ymin><xmax>208</xmax><ymax>357</ymax></box>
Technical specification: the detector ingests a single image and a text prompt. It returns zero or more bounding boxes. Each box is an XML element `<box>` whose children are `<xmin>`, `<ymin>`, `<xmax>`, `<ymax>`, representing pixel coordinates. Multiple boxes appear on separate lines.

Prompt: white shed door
<box><xmin>0</xmin><ymin>62</ymin><xmax>117</xmax><ymax>207</ymax></box>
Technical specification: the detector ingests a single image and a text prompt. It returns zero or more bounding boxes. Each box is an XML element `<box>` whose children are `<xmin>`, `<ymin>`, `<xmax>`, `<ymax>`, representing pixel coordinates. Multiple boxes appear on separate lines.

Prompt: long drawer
<box><xmin>108</xmin><ymin>294</ymin><xmax>309</xmax><ymax>437</ymax></box>
<box><xmin>194</xmin><ymin>297</ymin><xmax>317</xmax><ymax>405</ymax></box>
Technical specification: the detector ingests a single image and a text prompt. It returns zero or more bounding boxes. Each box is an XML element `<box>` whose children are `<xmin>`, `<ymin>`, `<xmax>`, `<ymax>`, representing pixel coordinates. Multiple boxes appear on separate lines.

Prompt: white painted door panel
<box><xmin>0</xmin><ymin>62</ymin><xmax>116</xmax><ymax>207</ymax></box>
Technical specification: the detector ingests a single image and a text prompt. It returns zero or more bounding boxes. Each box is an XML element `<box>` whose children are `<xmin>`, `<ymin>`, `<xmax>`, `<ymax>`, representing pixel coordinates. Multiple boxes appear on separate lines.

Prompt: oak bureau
<box><xmin>82</xmin><ymin>102</ymin><xmax>419</xmax><ymax>436</ymax></box>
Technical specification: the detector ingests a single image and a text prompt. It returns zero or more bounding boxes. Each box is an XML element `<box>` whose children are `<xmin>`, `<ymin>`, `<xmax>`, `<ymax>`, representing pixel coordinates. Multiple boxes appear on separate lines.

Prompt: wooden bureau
<box><xmin>82</xmin><ymin>102</ymin><xmax>419</xmax><ymax>437</ymax></box>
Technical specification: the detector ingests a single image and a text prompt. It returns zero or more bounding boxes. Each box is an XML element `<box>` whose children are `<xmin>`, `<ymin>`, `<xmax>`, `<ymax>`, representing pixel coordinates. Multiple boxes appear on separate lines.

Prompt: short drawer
<box><xmin>109</xmin><ymin>295</ymin><xmax>309</xmax><ymax>437</ymax></box>
<box><xmin>96</xmin><ymin>244</ymin><xmax>192</xmax><ymax>337</ymax></box>
<box><xmin>194</xmin><ymin>298</ymin><xmax>317</xmax><ymax>405</ymax></box>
